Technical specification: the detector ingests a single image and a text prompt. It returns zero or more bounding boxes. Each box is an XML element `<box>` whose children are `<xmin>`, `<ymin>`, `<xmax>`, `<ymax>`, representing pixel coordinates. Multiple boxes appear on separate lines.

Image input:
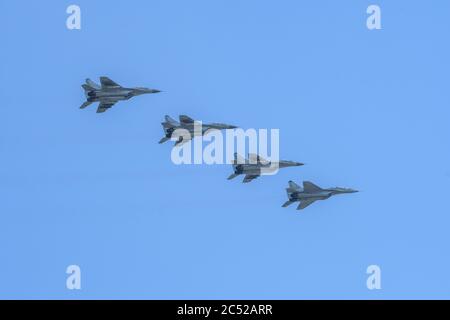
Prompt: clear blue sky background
<box><xmin>1</xmin><ymin>0</ymin><xmax>449</xmax><ymax>299</ymax></box>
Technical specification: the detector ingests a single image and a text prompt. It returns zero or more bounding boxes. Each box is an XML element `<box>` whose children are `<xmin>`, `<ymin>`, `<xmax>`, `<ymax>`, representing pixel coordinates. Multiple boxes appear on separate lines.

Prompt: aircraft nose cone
<box><xmin>152</xmin><ymin>89</ymin><xmax>161</xmax><ymax>93</ymax></box>
<box><xmin>295</xmin><ymin>162</ymin><xmax>304</xmax><ymax>166</ymax></box>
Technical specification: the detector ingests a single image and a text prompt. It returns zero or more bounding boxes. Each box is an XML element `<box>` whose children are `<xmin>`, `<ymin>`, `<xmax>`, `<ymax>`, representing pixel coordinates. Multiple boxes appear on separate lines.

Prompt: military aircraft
<box><xmin>80</xmin><ymin>77</ymin><xmax>161</xmax><ymax>113</ymax></box>
<box><xmin>228</xmin><ymin>153</ymin><xmax>303</xmax><ymax>183</ymax></box>
<box><xmin>158</xmin><ymin>115</ymin><xmax>237</xmax><ymax>146</ymax></box>
<box><xmin>282</xmin><ymin>180</ymin><xmax>358</xmax><ymax>210</ymax></box>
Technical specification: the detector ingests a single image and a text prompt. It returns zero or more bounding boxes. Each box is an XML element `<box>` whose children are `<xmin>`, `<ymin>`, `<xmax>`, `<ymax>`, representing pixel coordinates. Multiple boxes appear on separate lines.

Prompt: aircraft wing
<box><xmin>297</xmin><ymin>199</ymin><xmax>316</xmax><ymax>210</ymax></box>
<box><xmin>257</xmin><ymin>155</ymin><xmax>270</xmax><ymax>164</ymax></box>
<box><xmin>174</xmin><ymin>135</ymin><xmax>192</xmax><ymax>147</ymax></box>
<box><xmin>248</xmin><ymin>153</ymin><xmax>270</xmax><ymax>164</ymax></box>
<box><xmin>248</xmin><ymin>153</ymin><xmax>259</xmax><ymax>164</ymax></box>
<box><xmin>242</xmin><ymin>174</ymin><xmax>259</xmax><ymax>183</ymax></box>
<box><xmin>303</xmin><ymin>181</ymin><xmax>322</xmax><ymax>192</ymax></box>
<box><xmin>202</xmin><ymin>127</ymin><xmax>220</xmax><ymax>135</ymax></box>
<box><xmin>233</xmin><ymin>153</ymin><xmax>247</xmax><ymax>165</ymax></box>
<box><xmin>96</xmin><ymin>102</ymin><xmax>116</xmax><ymax>113</ymax></box>
<box><xmin>100</xmin><ymin>77</ymin><xmax>121</xmax><ymax>88</ymax></box>
<box><xmin>179</xmin><ymin>115</ymin><xmax>195</xmax><ymax>125</ymax></box>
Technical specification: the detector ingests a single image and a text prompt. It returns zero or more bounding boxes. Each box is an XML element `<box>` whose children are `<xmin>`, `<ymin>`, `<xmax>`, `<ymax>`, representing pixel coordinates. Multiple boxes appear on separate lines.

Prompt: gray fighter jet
<box><xmin>228</xmin><ymin>153</ymin><xmax>304</xmax><ymax>183</ymax></box>
<box><xmin>159</xmin><ymin>115</ymin><xmax>237</xmax><ymax>146</ymax></box>
<box><xmin>80</xmin><ymin>77</ymin><xmax>161</xmax><ymax>113</ymax></box>
<box><xmin>282</xmin><ymin>180</ymin><xmax>358</xmax><ymax>210</ymax></box>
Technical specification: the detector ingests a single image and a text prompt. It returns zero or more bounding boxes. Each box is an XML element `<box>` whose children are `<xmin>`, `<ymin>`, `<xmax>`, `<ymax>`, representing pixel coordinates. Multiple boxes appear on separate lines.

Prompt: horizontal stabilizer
<box><xmin>227</xmin><ymin>173</ymin><xmax>239</xmax><ymax>180</ymax></box>
<box><xmin>80</xmin><ymin>101</ymin><xmax>92</xmax><ymax>109</ymax></box>
<box><xmin>282</xmin><ymin>201</ymin><xmax>294</xmax><ymax>207</ymax></box>
<box><xmin>158</xmin><ymin>137</ymin><xmax>170</xmax><ymax>144</ymax></box>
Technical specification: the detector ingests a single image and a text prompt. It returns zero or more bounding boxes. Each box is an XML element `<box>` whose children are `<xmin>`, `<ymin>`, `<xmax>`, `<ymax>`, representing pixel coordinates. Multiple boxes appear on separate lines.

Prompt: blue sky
<box><xmin>1</xmin><ymin>0</ymin><xmax>449</xmax><ymax>299</ymax></box>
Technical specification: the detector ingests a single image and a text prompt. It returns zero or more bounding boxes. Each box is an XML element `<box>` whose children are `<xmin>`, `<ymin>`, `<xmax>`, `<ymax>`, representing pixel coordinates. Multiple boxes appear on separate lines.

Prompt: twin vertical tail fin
<box><xmin>286</xmin><ymin>180</ymin><xmax>301</xmax><ymax>195</ymax></box>
<box><xmin>82</xmin><ymin>79</ymin><xmax>100</xmax><ymax>97</ymax></box>
<box><xmin>283</xmin><ymin>180</ymin><xmax>300</xmax><ymax>208</ymax></box>
<box><xmin>231</xmin><ymin>153</ymin><xmax>246</xmax><ymax>174</ymax></box>
<box><xmin>164</xmin><ymin>115</ymin><xmax>179</xmax><ymax>127</ymax></box>
<box><xmin>85</xmin><ymin>78</ymin><xmax>100</xmax><ymax>90</ymax></box>
<box><xmin>288</xmin><ymin>180</ymin><xmax>301</xmax><ymax>191</ymax></box>
<box><xmin>162</xmin><ymin>115</ymin><xmax>179</xmax><ymax>131</ymax></box>
<box><xmin>81</xmin><ymin>84</ymin><xmax>93</xmax><ymax>98</ymax></box>
<box><xmin>160</xmin><ymin>115</ymin><xmax>180</xmax><ymax>143</ymax></box>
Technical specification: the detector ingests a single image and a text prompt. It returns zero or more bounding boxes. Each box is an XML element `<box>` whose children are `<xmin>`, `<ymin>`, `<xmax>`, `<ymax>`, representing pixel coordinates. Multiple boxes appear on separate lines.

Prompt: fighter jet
<box><xmin>282</xmin><ymin>180</ymin><xmax>358</xmax><ymax>210</ymax></box>
<box><xmin>80</xmin><ymin>77</ymin><xmax>161</xmax><ymax>113</ymax></box>
<box><xmin>159</xmin><ymin>115</ymin><xmax>237</xmax><ymax>146</ymax></box>
<box><xmin>228</xmin><ymin>153</ymin><xmax>304</xmax><ymax>183</ymax></box>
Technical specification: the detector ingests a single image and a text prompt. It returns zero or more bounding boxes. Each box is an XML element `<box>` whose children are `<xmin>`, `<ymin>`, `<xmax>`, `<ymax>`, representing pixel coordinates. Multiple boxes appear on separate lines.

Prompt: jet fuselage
<box><xmin>289</xmin><ymin>191</ymin><xmax>333</xmax><ymax>202</ymax></box>
<box><xmin>165</xmin><ymin>124</ymin><xmax>234</xmax><ymax>139</ymax></box>
<box><xmin>288</xmin><ymin>188</ymin><xmax>357</xmax><ymax>202</ymax></box>
<box><xmin>234</xmin><ymin>163</ymin><xmax>269</xmax><ymax>175</ymax></box>
<box><xmin>233</xmin><ymin>161</ymin><xmax>302</xmax><ymax>175</ymax></box>
<box><xmin>86</xmin><ymin>88</ymin><xmax>137</xmax><ymax>102</ymax></box>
